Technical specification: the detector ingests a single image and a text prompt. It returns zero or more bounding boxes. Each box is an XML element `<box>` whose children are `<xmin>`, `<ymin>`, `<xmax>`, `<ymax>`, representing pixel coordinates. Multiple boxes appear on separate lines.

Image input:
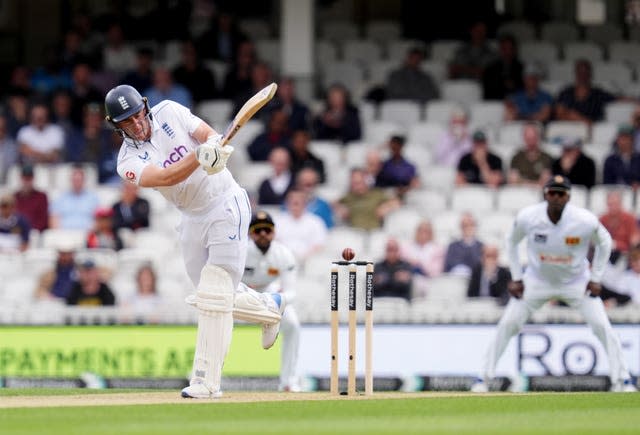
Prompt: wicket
<box><xmin>330</xmin><ymin>260</ymin><xmax>374</xmax><ymax>396</ymax></box>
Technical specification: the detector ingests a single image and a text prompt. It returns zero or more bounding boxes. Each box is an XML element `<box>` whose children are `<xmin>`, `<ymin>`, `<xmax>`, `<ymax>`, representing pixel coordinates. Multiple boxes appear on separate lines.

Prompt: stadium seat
<box><xmin>420</xmin><ymin>60</ymin><xmax>447</xmax><ymax>84</ymax></box>
<box><xmin>425</xmin><ymin>273</ymin><xmax>469</xmax><ymax>304</ymax></box>
<box><xmin>363</xmin><ymin>120</ymin><xmax>404</xmax><ymax>144</ymax></box>
<box><xmin>477</xmin><ymin>211</ymin><xmax>516</xmax><ymax>246</ymax></box>
<box><xmin>0</xmin><ymin>252</ymin><xmax>24</xmax><ymax>279</ymax></box>
<box><xmin>589</xmin><ymin>185</ymin><xmax>634</xmax><ymax>216</ymax></box>
<box><xmin>584</xmin><ymin>23</ymin><xmax>623</xmax><ymax>47</ymax></box>
<box><xmin>563</xmin><ymin>42</ymin><xmax>604</xmax><ymax>63</ymax></box>
<box><xmin>238</xmin><ymin>18</ymin><xmax>272</xmax><ymax>39</ymax></box>
<box><xmin>545</xmin><ymin>121</ymin><xmax>590</xmax><ymax>142</ymax></box>
<box><xmin>316</xmin><ymin>40</ymin><xmax>338</xmax><ymax>64</ymax></box>
<box><xmin>403</xmin><ymin>188</ymin><xmax>448</xmax><ymax>217</ymax></box>
<box><xmin>320</xmin><ymin>20</ymin><xmax>359</xmax><ymax>41</ymax></box>
<box><xmin>469</xmin><ymin>101</ymin><xmax>505</xmax><ymax>130</ymax></box>
<box><xmin>379</xmin><ymin>100</ymin><xmax>422</xmax><ymax>129</ymax></box>
<box><xmin>383</xmin><ymin>207</ymin><xmax>423</xmax><ymax>240</ymax></box>
<box><xmin>320</xmin><ymin>61</ymin><xmax>365</xmax><ymax>98</ymax></box>
<box><xmin>407</xmin><ymin>122</ymin><xmax>446</xmax><ymax>148</ymax></box>
<box><xmin>22</xmin><ymin>248</ymin><xmax>56</xmax><ymax>277</ymax></box>
<box><xmin>403</xmin><ymin>143</ymin><xmax>433</xmax><ymax>169</ymax></box>
<box><xmin>322</xmin><ymin>226</ymin><xmax>368</xmax><ymax>259</ymax></box>
<box><xmin>547</xmin><ymin>61</ymin><xmax>574</xmax><ymax>83</ymax></box>
<box><xmin>568</xmin><ymin>184</ymin><xmax>588</xmax><ymax>209</ymax></box>
<box><xmin>520</xmin><ymin>41</ymin><xmax>560</xmax><ymax>64</ymax></box>
<box><xmin>365</xmin><ymin>20</ymin><xmax>402</xmax><ymax>42</ymax></box>
<box><xmin>343</xmin><ymin>140</ymin><xmax>376</xmax><ymax>167</ymax></box>
<box><xmin>539</xmin><ymin>80</ymin><xmax>567</xmax><ymax>96</ymax></box>
<box><xmin>161</xmin><ymin>40</ymin><xmax>183</xmax><ymax>69</ymax></box>
<box><xmin>593</xmin><ymin>62</ymin><xmax>634</xmax><ymax>93</ymax></box>
<box><xmin>309</xmin><ymin>140</ymin><xmax>343</xmax><ymax>170</ymax></box>
<box><xmin>497</xmin><ymin>20</ymin><xmax>536</xmax><ymax>42</ymax></box>
<box><xmin>387</xmin><ymin>39</ymin><xmax>426</xmax><ymax>62</ymax></box>
<box><xmin>255</xmin><ymin>39</ymin><xmax>281</xmax><ymax>70</ymax></box>
<box><xmin>540</xmin><ymin>21</ymin><xmax>579</xmax><ymax>44</ymax></box>
<box><xmin>51</xmin><ymin>163</ymin><xmax>98</xmax><ymax>192</ymax></box>
<box><xmin>421</xmin><ymin>165</ymin><xmax>457</xmax><ymax>193</ymax></box>
<box><xmin>40</xmin><ymin>229</ymin><xmax>87</xmax><ymax>251</ymax></box>
<box><xmin>450</xmin><ymin>186</ymin><xmax>495</xmax><ymax>212</ymax></box>
<box><xmin>5</xmin><ymin>163</ymin><xmax>51</xmax><ymax>192</ymax></box>
<box><xmin>342</xmin><ymin>39</ymin><xmax>383</xmax><ymax>64</ymax></box>
<box><xmin>605</xmin><ymin>101</ymin><xmax>637</xmax><ymax>123</ymax></box>
<box><xmin>365</xmin><ymin>228</ymin><xmax>391</xmax><ymax>261</ymax></box>
<box><xmin>496</xmin><ymin>186</ymin><xmax>542</xmax><ymax>213</ymax></box>
<box><xmin>236</xmin><ymin>162</ymin><xmax>272</xmax><ymax>196</ymax></box>
<box><xmin>358</xmin><ymin>101</ymin><xmax>377</xmax><ymax>125</ymax></box>
<box><xmin>195</xmin><ymin>99</ymin><xmax>233</xmax><ymax>129</ymax></box>
<box><xmin>95</xmin><ymin>185</ymin><xmax>121</xmax><ymax>208</ymax></box>
<box><xmin>591</xmin><ymin>122</ymin><xmax>618</xmax><ymax>145</ymax></box>
<box><xmin>367</xmin><ymin>60</ymin><xmax>397</xmax><ymax>88</ymax></box>
<box><xmin>440</xmin><ymin>80</ymin><xmax>482</xmax><ymax>108</ymax></box>
<box><xmin>498</xmin><ymin>121</ymin><xmax>527</xmax><ymax>145</ymax></box>
<box><xmin>424</xmin><ymin>100</ymin><xmax>463</xmax><ymax>125</ymax></box>
<box><xmin>429</xmin><ymin>40</ymin><xmax>461</xmax><ymax>62</ymax></box>
<box><xmin>608</xmin><ymin>41</ymin><xmax>640</xmax><ymax>65</ymax></box>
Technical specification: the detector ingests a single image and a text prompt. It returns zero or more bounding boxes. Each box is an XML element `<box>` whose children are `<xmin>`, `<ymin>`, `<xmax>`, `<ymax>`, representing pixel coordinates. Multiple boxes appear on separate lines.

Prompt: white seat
<box><xmin>132</xmin><ymin>229</ymin><xmax>177</xmax><ymax>255</ymax></box>
<box><xmin>403</xmin><ymin>189</ymin><xmax>448</xmax><ymax>217</ymax></box>
<box><xmin>1</xmin><ymin>276</ymin><xmax>37</xmax><ymax>306</ymax></box>
<box><xmin>520</xmin><ymin>41</ymin><xmax>560</xmax><ymax>64</ymax></box>
<box><xmin>563</xmin><ymin>42</ymin><xmax>604</xmax><ymax>63</ymax></box>
<box><xmin>421</xmin><ymin>165</ymin><xmax>457</xmax><ymax>193</ymax></box>
<box><xmin>322</xmin><ymin>226</ymin><xmax>368</xmax><ymax>258</ymax></box>
<box><xmin>161</xmin><ymin>40</ymin><xmax>182</xmax><ymax>69</ymax></box>
<box><xmin>431</xmin><ymin>210</ymin><xmax>462</xmax><ymax>244</ymax></box>
<box><xmin>584</xmin><ymin>24</ymin><xmax>623</xmax><ymax>47</ymax></box>
<box><xmin>320</xmin><ymin>21</ymin><xmax>359</xmax><ymax>40</ymax></box>
<box><xmin>40</xmin><ymin>229</ymin><xmax>87</xmax><ymax>251</ymax></box>
<box><xmin>95</xmin><ymin>185</ymin><xmax>121</xmax><ymax>208</ymax></box>
<box><xmin>372</xmin><ymin>297</ymin><xmax>411</xmax><ymax>323</ymax></box>
<box><xmin>342</xmin><ymin>39</ymin><xmax>383</xmax><ymax>64</ymax></box>
<box><xmin>496</xmin><ymin>186</ymin><xmax>542</xmax><ymax>213</ymax></box>
<box><xmin>568</xmin><ymin>184</ymin><xmax>588</xmax><ymax>209</ymax></box>
<box><xmin>321</xmin><ymin>61</ymin><xmax>365</xmax><ymax>98</ymax></box>
<box><xmin>343</xmin><ymin>141</ymin><xmax>375</xmax><ymax>168</ymax></box>
<box><xmin>364</xmin><ymin>120</ymin><xmax>404</xmax><ymax>144</ymax></box>
<box><xmin>22</xmin><ymin>248</ymin><xmax>57</xmax><ymax>277</ymax></box>
<box><xmin>608</xmin><ymin>41</ymin><xmax>640</xmax><ymax>65</ymax></box>
<box><xmin>403</xmin><ymin>143</ymin><xmax>432</xmax><ymax>169</ymax></box>
<box><xmin>420</xmin><ymin>60</ymin><xmax>447</xmax><ymax>84</ymax></box>
<box><xmin>425</xmin><ymin>273</ymin><xmax>469</xmax><ymax>303</ymax></box>
<box><xmin>581</xmin><ymin>143</ymin><xmax>609</xmax><ymax>183</ymax></box>
<box><xmin>498</xmin><ymin>121</ymin><xmax>527</xmax><ymax>145</ymax></box>
<box><xmin>52</xmin><ymin>163</ymin><xmax>98</xmax><ymax>191</ymax></box>
<box><xmin>545</xmin><ymin>121</ymin><xmax>590</xmax><ymax>142</ymax></box>
<box><xmin>407</xmin><ymin>122</ymin><xmax>446</xmax><ymax>148</ymax></box>
<box><xmin>316</xmin><ymin>40</ymin><xmax>338</xmax><ymax>64</ymax></box>
<box><xmin>593</xmin><ymin>62</ymin><xmax>633</xmax><ymax>92</ymax></box>
<box><xmin>236</xmin><ymin>162</ymin><xmax>273</xmax><ymax>196</ymax></box>
<box><xmin>116</xmin><ymin>248</ymin><xmax>164</xmax><ymax>281</ymax></box>
<box><xmin>138</xmin><ymin>188</ymin><xmax>169</xmax><ymax>215</ymax></box>
<box><xmin>497</xmin><ymin>20</ymin><xmax>536</xmax><ymax>42</ymax></box>
<box><xmin>365</xmin><ymin>20</ymin><xmax>402</xmax><ymax>42</ymax></box>
<box><xmin>195</xmin><ymin>99</ymin><xmax>233</xmax><ymax>130</ymax></box>
<box><xmin>383</xmin><ymin>207</ymin><xmax>423</xmax><ymax>240</ymax></box>
<box><xmin>424</xmin><ymin>100</ymin><xmax>464</xmax><ymax>125</ymax></box>
<box><xmin>358</xmin><ymin>101</ymin><xmax>377</xmax><ymax>124</ymax></box>
<box><xmin>227</xmin><ymin>120</ymin><xmax>264</xmax><ymax>151</ymax></box>
<box><xmin>429</xmin><ymin>40</ymin><xmax>461</xmax><ymax>62</ymax></box>
<box><xmin>547</xmin><ymin>61</ymin><xmax>574</xmax><ymax>83</ymax></box>
<box><xmin>0</xmin><ymin>252</ymin><xmax>24</xmax><ymax>279</ymax></box>
<box><xmin>5</xmin><ymin>163</ymin><xmax>51</xmax><ymax>192</ymax></box>
<box><xmin>605</xmin><ymin>101</ymin><xmax>637</xmax><ymax>123</ymax></box>
<box><xmin>387</xmin><ymin>39</ymin><xmax>426</xmax><ymax>62</ymax></box>
<box><xmin>379</xmin><ymin>100</ymin><xmax>422</xmax><ymax>129</ymax></box>
<box><xmin>440</xmin><ymin>80</ymin><xmax>482</xmax><ymax>108</ymax></box>
<box><xmin>255</xmin><ymin>39</ymin><xmax>280</xmax><ymax>70</ymax></box>
<box><xmin>541</xmin><ymin>21</ymin><xmax>579</xmax><ymax>44</ymax></box>
<box><xmin>469</xmin><ymin>102</ymin><xmax>505</xmax><ymax>130</ymax></box>
<box><xmin>367</xmin><ymin>60</ymin><xmax>397</xmax><ymax>87</ymax></box>
<box><xmin>450</xmin><ymin>186</ymin><xmax>495</xmax><ymax>212</ymax></box>
<box><xmin>309</xmin><ymin>140</ymin><xmax>343</xmax><ymax>169</ymax></box>
<box><xmin>477</xmin><ymin>211</ymin><xmax>515</xmax><ymax>246</ymax></box>
<box><xmin>238</xmin><ymin>19</ymin><xmax>272</xmax><ymax>39</ymax></box>
<box><xmin>539</xmin><ymin>80</ymin><xmax>567</xmax><ymax>96</ymax></box>
<box><xmin>591</xmin><ymin>122</ymin><xmax>618</xmax><ymax>145</ymax></box>
<box><xmin>589</xmin><ymin>185</ymin><xmax>634</xmax><ymax>216</ymax></box>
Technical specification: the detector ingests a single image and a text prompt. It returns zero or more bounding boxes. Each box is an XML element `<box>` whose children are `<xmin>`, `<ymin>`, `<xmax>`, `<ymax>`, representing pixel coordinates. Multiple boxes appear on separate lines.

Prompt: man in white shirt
<box><xmin>472</xmin><ymin>175</ymin><xmax>636</xmax><ymax>393</ymax></box>
<box><xmin>17</xmin><ymin>103</ymin><xmax>64</xmax><ymax>164</ymax></box>
<box><xmin>243</xmin><ymin>211</ymin><xmax>301</xmax><ymax>392</ymax></box>
<box><xmin>105</xmin><ymin>84</ymin><xmax>284</xmax><ymax>399</ymax></box>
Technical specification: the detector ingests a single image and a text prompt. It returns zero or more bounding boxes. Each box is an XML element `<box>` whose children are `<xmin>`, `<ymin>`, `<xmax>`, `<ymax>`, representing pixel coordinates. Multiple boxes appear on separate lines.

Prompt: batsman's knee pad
<box><xmin>233</xmin><ymin>282</ymin><xmax>282</xmax><ymax>325</ymax></box>
<box><xmin>185</xmin><ymin>265</ymin><xmax>235</xmax><ymax>316</ymax></box>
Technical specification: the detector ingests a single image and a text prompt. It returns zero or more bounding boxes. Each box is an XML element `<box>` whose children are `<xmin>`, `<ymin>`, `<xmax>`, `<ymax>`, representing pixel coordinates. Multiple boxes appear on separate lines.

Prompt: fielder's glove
<box><xmin>195</xmin><ymin>134</ymin><xmax>234</xmax><ymax>175</ymax></box>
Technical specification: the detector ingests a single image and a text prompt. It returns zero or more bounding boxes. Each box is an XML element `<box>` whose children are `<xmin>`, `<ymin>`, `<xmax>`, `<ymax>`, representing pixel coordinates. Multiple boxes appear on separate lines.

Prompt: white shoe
<box><xmin>181</xmin><ymin>380</ymin><xmax>222</xmax><ymax>399</ymax></box>
<box><xmin>611</xmin><ymin>379</ymin><xmax>638</xmax><ymax>392</ymax></box>
<box><xmin>471</xmin><ymin>378</ymin><xmax>489</xmax><ymax>393</ymax></box>
<box><xmin>262</xmin><ymin>293</ymin><xmax>285</xmax><ymax>350</ymax></box>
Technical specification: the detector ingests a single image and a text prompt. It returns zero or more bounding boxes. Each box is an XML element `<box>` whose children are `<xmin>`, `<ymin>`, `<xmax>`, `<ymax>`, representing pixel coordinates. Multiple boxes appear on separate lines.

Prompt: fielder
<box><xmin>472</xmin><ymin>175</ymin><xmax>636</xmax><ymax>393</ymax></box>
<box><xmin>242</xmin><ymin>211</ymin><xmax>301</xmax><ymax>392</ymax></box>
<box><xmin>105</xmin><ymin>85</ymin><xmax>284</xmax><ymax>399</ymax></box>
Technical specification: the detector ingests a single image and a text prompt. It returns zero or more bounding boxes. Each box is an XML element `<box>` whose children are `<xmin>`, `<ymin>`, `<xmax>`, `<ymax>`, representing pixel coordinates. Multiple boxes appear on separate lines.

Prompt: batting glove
<box><xmin>195</xmin><ymin>134</ymin><xmax>234</xmax><ymax>175</ymax></box>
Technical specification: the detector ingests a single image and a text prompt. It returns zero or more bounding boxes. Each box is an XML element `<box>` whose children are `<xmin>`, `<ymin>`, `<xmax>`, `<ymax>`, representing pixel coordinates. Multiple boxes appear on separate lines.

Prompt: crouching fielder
<box><xmin>242</xmin><ymin>211</ymin><xmax>301</xmax><ymax>392</ymax></box>
<box><xmin>472</xmin><ymin>175</ymin><xmax>636</xmax><ymax>393</ymax></box>
<box><xmin>105</xmin><ymin>85</ymin><xmax>283</xmax><ymax>399</ymax></box>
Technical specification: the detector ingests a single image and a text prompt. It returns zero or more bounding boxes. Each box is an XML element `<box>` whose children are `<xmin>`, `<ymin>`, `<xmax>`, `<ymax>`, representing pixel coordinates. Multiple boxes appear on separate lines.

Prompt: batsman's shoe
<box><xmin>181</xmin><ymin>380</ymin><xmax>223</xmax><ymax>399</ymax></box>
<box><xmin>471</xmin><ymin>378</ymin><xmax>489</xmax><ymax>393</ymax></box>
<box><xmin>262</xmin><ymin>293</ymin><xmax>285</xmax><ymax>350</ymax></box>
<box><xmin>610</xmin><ymin>379</ymin><xmax>638</xmax><ymax>392</ymax></box>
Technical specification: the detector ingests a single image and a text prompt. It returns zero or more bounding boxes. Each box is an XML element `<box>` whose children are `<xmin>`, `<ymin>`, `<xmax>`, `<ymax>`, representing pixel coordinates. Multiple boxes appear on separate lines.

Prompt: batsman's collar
<box><xmin>250</xmin><ymin>210</ymin><xmax>275</xmax><ymax>231</ymax></box>
<box><xmin>544</xmin><ymin>175</ymin><xmax>571</xmax><ymax>193</ymax></box>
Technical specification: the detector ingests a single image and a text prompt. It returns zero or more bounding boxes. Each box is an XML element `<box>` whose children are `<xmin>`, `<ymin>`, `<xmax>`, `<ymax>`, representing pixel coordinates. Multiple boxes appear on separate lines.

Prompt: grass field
<box><xmin>1</xmin><ymin>389</ymin><xmax>640</xmax><ymax>434</ymax></box>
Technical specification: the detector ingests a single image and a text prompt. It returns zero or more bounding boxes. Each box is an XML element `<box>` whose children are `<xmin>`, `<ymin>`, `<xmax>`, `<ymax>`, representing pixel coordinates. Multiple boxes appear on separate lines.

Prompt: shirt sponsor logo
<box><xmin>125</xmin><ymin>171</ymin><xmax>136</xmax><ymax>181</ymax></box>
<box><xmin>161</xmin><ymin>122</ymin><xmax>176</xmax><ymax>139</ymax></box>
<box><xmin>162</xmin><ymin>145</ymin><xmax>189</xmax><ymax>168</ymax></box>
<box><xmin>539</xmin><ymin>253</ymin><xmax>573</xmax><ymax>264</ymax></box>
<box><xmin>138</xmin><ymin>151</ymin><xmax>150</xmax><ymax>161</ymax></box>
<box><xmin>565</xmin><ymin>237</ymin><xmax>581</xmax><ymax>245</ymax></box>
<box><xmin>534</xmin><ymin>233</ymin><xmax>547</xmax><ymax>243</ymax></box>
<box><xmin>268</xmin><ymin>267</ymin><xmax>280</xmax><ymax>276</ymax></box>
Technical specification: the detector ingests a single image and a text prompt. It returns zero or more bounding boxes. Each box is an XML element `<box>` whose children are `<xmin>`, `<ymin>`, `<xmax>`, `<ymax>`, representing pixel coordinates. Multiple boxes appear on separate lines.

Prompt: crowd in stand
<box><xmin>1</xmin><ymin>7</ymin><xmax>640</xmax><ymax>318</ymax></box>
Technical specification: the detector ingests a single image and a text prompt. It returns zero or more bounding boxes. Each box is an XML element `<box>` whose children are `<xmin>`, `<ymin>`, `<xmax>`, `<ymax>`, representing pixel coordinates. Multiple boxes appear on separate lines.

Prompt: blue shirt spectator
<box><xmin>444</xmin><ymin>212</ymin><xmax>484</xmax><ymax>277</ymax></box>
<box><xmin>144</xmin><ymin>67</ymin><xmax>193</xmax><ymax>109</ymax></box>
<box><xmin>50</xmin><ymin>165</ymin><xmax>99</xmax><ymax>230</ymax></box>
<box><xmin>375</xmin><ymin>135</ymin><xmax>418</xmax><ymax>189</ymax></box>
<box><xmin>0</xmin><ymin>193</ymin><xmax>31</xmax><ymax>252</ymax></box>
<box><xmin>603</xmin><ymin>124</ymin><xmax>640</xmax><ymax>187</ymax></box>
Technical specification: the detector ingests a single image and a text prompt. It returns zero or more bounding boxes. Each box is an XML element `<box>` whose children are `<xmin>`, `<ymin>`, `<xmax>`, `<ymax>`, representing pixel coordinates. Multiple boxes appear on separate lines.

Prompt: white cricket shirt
<box><xmin>507</xmin><ymin>201</ymin><xmax>612</xmax><ymax>286</ymax></box>
<box><xmin>243</xmin><ymin>239</ymin><xmax>297</xmax><ymax>303</ymax></box>
<box><xmin>116</xmin><ymin>100</ymin><xmax>238</xmax><ymax>214</ymax></box>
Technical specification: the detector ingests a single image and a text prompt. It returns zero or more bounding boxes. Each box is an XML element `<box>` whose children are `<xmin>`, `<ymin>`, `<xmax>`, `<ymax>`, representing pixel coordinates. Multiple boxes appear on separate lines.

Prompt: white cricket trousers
<box><xmin>482</xmin><ymin>282</ymin><xmax>631</xmax><ymax>384</ymax></box>
<box><xmin>279</xmin><ymin>305</ymin><xmax>301</xmax><ymax>389</ymax></box>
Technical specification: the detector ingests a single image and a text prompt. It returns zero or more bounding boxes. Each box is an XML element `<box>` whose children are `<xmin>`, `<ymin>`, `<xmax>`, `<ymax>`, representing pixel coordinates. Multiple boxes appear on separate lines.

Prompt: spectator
<box><xmin>313</xmin><ymin>83</ymin><xmax>362</xmax><ymax>143</ymax></box>
<box><xmin>102</xmin><ymin>23</ymin><xmax>137</xmax><ymax>77</ymax></box>
<box><xmin>14</xmin><ymin>164</ymin><xmax>48</xmax><ymax>232</ymax></box>
<box><xmin>467</xmin><ymin>244</ymin><xmax>511</xmax><ymax>305</ymax></box>
<box><xmin>34</xmin><ymin>242</ymin><xmax>77</xmax><ymax>300</ymax></box>
<box><xmin>123</xmin><ymin>263</ymin><xmax>163</xmax><ymax>322</ymax></box>
<box><xmin>434</xmin><ymin>108</ymin><xmax>473</xmax><ymax>167</ymax></box>
<box><xmin>144</xmin><ymin>66</ymin><xmax>193</xmax><ymax>109</ymax></box>
<box><xmin>456</xmin><ymin>130</ymin><xmax>504</xmax><ymax>188</ymax></box>
<box><xmin>248</xmin><ymin>110</ymin><xmax>291</xmax><ymax>162</ymax></box>
<box><xmin>270</xmin><ymin>77</ymin><xmax>311</xmax><ymax>132</ymax></box>
<box><xmin>505</xmin><ymin>63</ymin><xmax>553</xmax><ymax>123</ymax></box>
<box><xmin>173</xmin><ymin>39</ymin><xmax>217</xmax><ymax>103</ymax></box>
<box><xmin>59</xmin><ymin>29</ymin><xmax>84</xmax><ymax>73</ymax></box>
<box><xmin>274</xmin><ymin>189</ymin><xmax>328</xmax><ymax>265</ymax></box>
<box><xmin>482</xmin><ymin>34</ymin><xmax>523</xmax><ymax>101</ymax></box>
<box><xmin>603</xmin><ymin>124</ymin><xmax>640</xmax><ymax>187</ymax></box>
<box><xmin>233</xmin><ymin>62</ymin><xmax>275</xmax><ymax>125</ymax></box>
<box><xmin>0</xmin><ymin>192</ymin><xmax>30</xmax><ymax>252</ymax></box>
<box><xmin>599</xmin><ymin>190</ymin><xmax>640</xmax><ymax>264</ymax></box>
<box><xmin>386</xmin><ymin>47</ymin><xmax>439</xmax><ymax>103</ymax></box>
<box><xmin>16</xmin><ymin>102</ymin><xmax>64</xmax><ymax>164</ymax></box>
<box><xmin>551</xmin><ymin>137</ymin><xmax>596</xmax><ymax>189</ymax></box>
<box><xmin>50</xmin><ymin>90</ymin><xmax>78</xmax><ymax>155</ymax></box>
<box><xmin>31</xmin><ymin>46</ymin><xmax>72</xmax><ymax>96</ymax></box>
<box><xmin>364</xmin><ymin>149</ymin><xmax>383</xmax><ymax>187</ymax></box>
<box><xmin>120</xmin><ymin>47</ymin><xmax>155</xmax><ymax>92</ymax></box>
<box><xmin>5</xmin><ymin>88</ymin><xmax>30</xmax><ymax>138</ymax></box>
<box><xmin>221</xmin><ymin>40</ymin><xmax>256</xmax><ymax>99</ymax></box>
<box><xmin>197</xmin><ymin>11</ymin><xmax>248</xmax><ymax>63</ymax></box>
<box><xmin>66</xmin><ymin>259</ymin><xmax>116</xmax><ymax>306</ymax></box>
<box><xmin>257</xmin><ymin>147</ymin><xmax>295</xmax><ymax>205</ymax></box>
<box><xmin>0</xmin><ymin>115</ymin><xmax>18</xmax><ymax>183</ymax></box>
<box><xmin>112</xmin><ymin>181</ymin><xmax>150</xmax><ymax>231</ymax></box>
<box><xmin>444</xmin><ymin>212</ymin><xmax>484</xmax><ymax>277</ymax></box>
<box><xmin>373</xmin><ymin>238</ymin><xmax>413</xmax><ymax>301</ymax></box>
<box><xmin>288</xmin><ymin>130</ymin><xmax>325</xmax><ymax>182</ymax></box>
<box><xmin>49</xmin><ymin>164</ymin><xmax>99</xmax><ymax>230</ymax></box>
<box><xmin>375</xmin><ymin>135</ymin><xmax>419</xmax><ymax>196</ymax></box>
<box><xmin>508</xmin><ymin>121</ymin><xmax>553</xmax><ymax>186</ymax></box>
<box><xmin>400</xmin><ymin>220</ymin><xmax>445</xmax><ymax>278</ymax></box>
<box><xmin>86</xmin><ymin>207</ymin><xmax>124</xmax><ymax>251</ymax></box>
<box><xmin>295</xmin><ymin>167</ymin><xmax>334</xmax><ymax>229</ymax></box>
<box><xmin>555</xmin><ymin>59</ymin><xmax>616</xmax><ymax>124</ymax></box>
<box><xmin>68</xmin><ymin>62</ymin><xmax>104</xmax><ymax>127</ymax></box>
<box><xmin>67</xmin><ymin>103</ymin><xmax>112</xmax><ymax>164</ymax></box>
<box><xmin>333</xmin><ymin>168</ymin><xmax>401</xmax><ymax>231</ymax></box>
<box><xmin>449</xmin><ymin>20</ymin><xmax>497</xmax><ymax>80</ymax></box>
<box><xmin>611</xmin><ymin>247</ymin><xmax>640</xmax><ymax>304</ymax></box>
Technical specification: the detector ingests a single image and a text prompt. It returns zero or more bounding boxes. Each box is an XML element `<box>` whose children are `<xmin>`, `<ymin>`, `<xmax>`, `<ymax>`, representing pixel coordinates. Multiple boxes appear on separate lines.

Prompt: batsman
<box><xmin>104</xmin><ymin>84</ymin><xmax>284</xmax><ymax>399</ymax></box>
<box><xmin>472</xmin><ymin>175</ymin><xmax>636</xmax><ymax>393</ymax></box>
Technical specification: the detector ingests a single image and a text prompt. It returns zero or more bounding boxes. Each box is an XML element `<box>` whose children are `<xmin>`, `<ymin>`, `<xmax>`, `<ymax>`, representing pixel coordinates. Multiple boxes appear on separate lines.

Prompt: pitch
<box><xmin>1</xmin><ymin>389</ymin><xmax>639</xmax><ymax>434</ymax></box>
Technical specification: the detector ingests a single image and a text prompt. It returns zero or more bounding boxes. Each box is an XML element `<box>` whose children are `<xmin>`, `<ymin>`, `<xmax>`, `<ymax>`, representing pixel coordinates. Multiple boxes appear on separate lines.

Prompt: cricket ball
<box><xmin>342</xmin><ymin>247</ymin><xmax>355</xmax><ymax>261</ymax></box>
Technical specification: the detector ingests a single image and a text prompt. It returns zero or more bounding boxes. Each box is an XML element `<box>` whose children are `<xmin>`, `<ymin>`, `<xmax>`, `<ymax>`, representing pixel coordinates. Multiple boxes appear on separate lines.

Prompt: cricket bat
<box><xmin>220</xmin><ymin>82</ymin><xmax>278</xmax><ymax>146</ymax></box>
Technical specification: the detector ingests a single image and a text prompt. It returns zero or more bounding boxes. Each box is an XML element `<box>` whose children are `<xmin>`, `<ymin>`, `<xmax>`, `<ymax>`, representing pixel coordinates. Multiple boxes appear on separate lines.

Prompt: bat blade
<box><xmin>221</xmin><ymin>82</ymin><xmax>278</xmax><ymax>146</ymax></box>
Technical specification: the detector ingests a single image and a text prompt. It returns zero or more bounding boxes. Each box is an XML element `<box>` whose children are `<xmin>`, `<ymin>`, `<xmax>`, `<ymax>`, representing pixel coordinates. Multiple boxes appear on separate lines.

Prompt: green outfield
<box><xmin>1</xmin><ymin>390</ymin><xmax>640</xmax><ymax>434</ymax></box>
